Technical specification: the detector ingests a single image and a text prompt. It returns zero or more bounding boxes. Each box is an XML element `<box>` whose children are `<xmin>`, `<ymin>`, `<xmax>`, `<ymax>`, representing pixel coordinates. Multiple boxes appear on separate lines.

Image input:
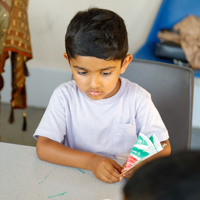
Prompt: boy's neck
<box><xmin>103</xmin><ymin>78</ymin><xmax>121</xmax><ymax>99</ymax></box>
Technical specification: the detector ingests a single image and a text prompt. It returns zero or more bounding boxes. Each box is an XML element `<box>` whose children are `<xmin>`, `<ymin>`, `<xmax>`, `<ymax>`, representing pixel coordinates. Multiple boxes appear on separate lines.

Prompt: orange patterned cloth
<box><xmin>0</xmin><ymin>0</ymin><xmax>32</xmax><ymax>129</ymax></box>
<box><xmin>0</xmin><ymin>0</ymin><xmax>32</xmax><ymax>72</ymax></box>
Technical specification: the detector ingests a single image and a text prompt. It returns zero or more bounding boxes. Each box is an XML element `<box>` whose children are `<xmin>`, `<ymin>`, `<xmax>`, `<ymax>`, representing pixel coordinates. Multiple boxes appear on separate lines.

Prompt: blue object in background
<box><xmin>133</xmin><ymin>0</ymin><xmax>200</xmax><ymax>78</ymax></box>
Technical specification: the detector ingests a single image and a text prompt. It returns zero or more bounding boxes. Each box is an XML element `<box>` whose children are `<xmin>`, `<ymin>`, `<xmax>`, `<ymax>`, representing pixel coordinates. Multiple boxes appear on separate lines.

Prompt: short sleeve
<box><xmin>33</xmin><ymin>88</ymin><xmax>68</xmax><ymax>144</ymax></box>
<box><xmin>135</xmin><ymin>87</ymin><xmax>169</xmax><ymax>142</ymax></box>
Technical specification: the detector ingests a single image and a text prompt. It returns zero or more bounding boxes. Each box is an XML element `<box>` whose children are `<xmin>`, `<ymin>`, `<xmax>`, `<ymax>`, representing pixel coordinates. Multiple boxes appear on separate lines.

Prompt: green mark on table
<box><xmin>77</xmin><ymin>168</ymin><xmax>85</xmax><ymax>174</ymax></box>
<box><xmin>48</xmin><ymin>192</ymin><xmax>67</xmax><ymax>198</ymax></box>
<box><xmin>39</xmin><ymin>166</ymin><xmax>57</xmax><ymax>184</ymax></box>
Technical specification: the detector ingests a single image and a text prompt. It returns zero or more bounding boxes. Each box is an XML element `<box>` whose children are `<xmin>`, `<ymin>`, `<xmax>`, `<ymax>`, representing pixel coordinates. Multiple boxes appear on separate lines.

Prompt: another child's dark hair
<box><xmin>65</xmin><ymin>8</ymin><xmax>128</xmax><ymax>61</ymax></box>
<box><xmin>123</xmin><ymin>150</ymin><xmax>200</xmax><ymax>200</ymax></box>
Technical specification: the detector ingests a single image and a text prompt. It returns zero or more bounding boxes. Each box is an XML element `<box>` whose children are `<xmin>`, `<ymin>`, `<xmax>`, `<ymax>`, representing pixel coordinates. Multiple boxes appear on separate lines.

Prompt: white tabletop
<box><xmin>0</xmin><ymin>142</ymin><xmax>126</xmax><ymax>200</ymax></box>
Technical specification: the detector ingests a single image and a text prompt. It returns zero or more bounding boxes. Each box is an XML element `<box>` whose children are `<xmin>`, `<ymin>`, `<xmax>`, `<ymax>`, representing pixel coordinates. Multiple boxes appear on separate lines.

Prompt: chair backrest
<box><xmin>121</xmin><ymin>59</ymin><xmax>194</xmax><ymax>153</ymax></box>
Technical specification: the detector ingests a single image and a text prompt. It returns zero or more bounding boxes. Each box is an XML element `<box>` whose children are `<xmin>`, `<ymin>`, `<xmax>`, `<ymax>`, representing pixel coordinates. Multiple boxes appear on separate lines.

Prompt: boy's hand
<box><xmin>121</xmin><ymin>161</ymin><xmax>134</xmax><ymax>179</ymax></box>
<box><xmin>121</xmin><ymin>161</ymin><xmax>141</xmax><ymax>180</ymax></box>
<box><xmin>90</xmin><ymin>155</ymin><xmax>123</xmax><ymax>183</ymax></box>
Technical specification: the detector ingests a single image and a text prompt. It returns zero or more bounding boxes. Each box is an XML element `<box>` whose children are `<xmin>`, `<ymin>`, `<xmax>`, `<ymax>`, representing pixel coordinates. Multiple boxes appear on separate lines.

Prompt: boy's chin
<box><xmin>87</xmin><ymin>94</ymin><xmax>113</xmax><ymax>101</ymax></box>
<box><xmin>87</xmin><ymin>95</ymin><xmax>104</xmax><ymax>101</ymax></box>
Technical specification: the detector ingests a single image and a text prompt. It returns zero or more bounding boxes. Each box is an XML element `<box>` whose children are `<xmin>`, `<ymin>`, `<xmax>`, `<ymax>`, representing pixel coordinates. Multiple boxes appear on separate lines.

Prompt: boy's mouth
<box><xmin>88</xmin><ymin>90</ymin><xmax>102</xmax><ymax>96</ymax></box>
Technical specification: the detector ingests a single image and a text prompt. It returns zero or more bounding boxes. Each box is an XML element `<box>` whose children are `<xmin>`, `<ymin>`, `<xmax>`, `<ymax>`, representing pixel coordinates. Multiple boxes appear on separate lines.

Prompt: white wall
<box><xmin>27</xmin><ymin>0</ymin><xmax>162</xmax><ymax>70</ymax></box>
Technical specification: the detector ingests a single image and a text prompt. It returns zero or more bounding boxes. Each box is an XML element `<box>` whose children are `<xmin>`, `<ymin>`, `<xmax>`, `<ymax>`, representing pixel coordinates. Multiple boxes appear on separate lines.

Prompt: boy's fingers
<box><xmin>93</xmin><ymin>157</ymin><xmax>123</xmax><ymax>183</ymax></box>
<box><xmin>123</xmin><ymin>172</ymin><xmax>132</xmax><ymax>180</ymax></box>
<box><xmin>111</xmin><ymin>160</ymin><xmax>123</xmax><ymax>173</ymax></box>
<box><xmin>95</xmin><ymin>166</ymin><xmax>119</xmax><ymax>183</ymax></box>
<box><xmin>101</xmin><ymin>174</ymin><xmax>116</xmax><ymax>183</ymax></box>
<box><xmin>104</xmin><ymin>162</ymin><xmax>122</xmax><ymax>181</ymax></box>
<box><xmin>103</xmin><ymin>168</ymin><xmax>121</xmax><ymax>183</ymax></box>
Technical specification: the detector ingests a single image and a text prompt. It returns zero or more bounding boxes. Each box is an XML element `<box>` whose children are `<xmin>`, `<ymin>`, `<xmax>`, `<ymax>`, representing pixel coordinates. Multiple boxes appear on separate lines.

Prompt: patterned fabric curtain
<box><xmin>0</xmin><ymin>0</ymin><xmax>32</xmax><ymax>130</ymax></box>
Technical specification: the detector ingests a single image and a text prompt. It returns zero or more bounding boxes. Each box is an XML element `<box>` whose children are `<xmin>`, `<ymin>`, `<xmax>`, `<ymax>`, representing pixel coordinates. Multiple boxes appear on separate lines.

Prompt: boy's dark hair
<box><xmin>123</xmin><ymin>151</ymin><xmax>200</xmax><ymax>200</ymax></box>
<box><xmin>65</xmin><ymin>8</ymin><xmax>128</xmax><ymax>61</ymax></box>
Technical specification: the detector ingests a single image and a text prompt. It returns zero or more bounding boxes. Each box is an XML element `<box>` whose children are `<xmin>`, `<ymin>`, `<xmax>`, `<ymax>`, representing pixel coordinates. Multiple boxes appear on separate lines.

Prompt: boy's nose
<box><xmin>90</xmin><ymin>75</ymin><xmax>100</xmax><ymax>88</ymax></box>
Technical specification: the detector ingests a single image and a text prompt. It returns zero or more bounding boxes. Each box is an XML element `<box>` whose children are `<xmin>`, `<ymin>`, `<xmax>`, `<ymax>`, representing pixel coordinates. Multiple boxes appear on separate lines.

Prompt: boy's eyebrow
<box><xmin>73</xmin><ymin>66</ymin><xmax>116</xmax><ymax>71</ymax></box>
<box><xmin>73</xmin><ymin>66</ymin><xmax>87</xmax><ymax>70</ymax></box>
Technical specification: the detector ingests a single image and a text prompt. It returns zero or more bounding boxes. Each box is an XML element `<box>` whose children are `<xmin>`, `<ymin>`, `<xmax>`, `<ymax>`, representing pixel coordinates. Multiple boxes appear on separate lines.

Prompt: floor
<box><xmin>0</xmin><ymin>103</ymin><xmax>44</xmax><ymax>146</ymax></box>
<box><xmin>0</xmin><ymin>103</ymin><xmax>200</xmax><ymax>150</ymax></box>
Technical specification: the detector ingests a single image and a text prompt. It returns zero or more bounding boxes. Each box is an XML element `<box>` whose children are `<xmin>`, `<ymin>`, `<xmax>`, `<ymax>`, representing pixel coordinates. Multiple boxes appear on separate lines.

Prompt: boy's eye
<box><xmin>78</xmin><ymin>71</ymin><xmax>87</xmax><ymax>75</ymax></box>
<box><xmin>101</xmin><ymin>72</ymin><xmax>111</xmax><ymax>76</ymax></box>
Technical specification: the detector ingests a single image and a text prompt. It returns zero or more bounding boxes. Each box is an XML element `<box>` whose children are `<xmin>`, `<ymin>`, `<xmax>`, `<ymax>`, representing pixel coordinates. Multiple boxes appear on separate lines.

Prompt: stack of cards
<box><xmin>123</xmin><ymin>133</ymin><xmax>164</xmax><ymax>172</ymax></box>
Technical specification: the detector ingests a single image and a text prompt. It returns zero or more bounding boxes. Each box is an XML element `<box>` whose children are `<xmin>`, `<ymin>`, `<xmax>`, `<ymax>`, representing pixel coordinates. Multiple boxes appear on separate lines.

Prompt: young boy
<box><xmin>34</xmin><ymin>8</ymin><xmax>171</xmax><ymax>183</ymax></box>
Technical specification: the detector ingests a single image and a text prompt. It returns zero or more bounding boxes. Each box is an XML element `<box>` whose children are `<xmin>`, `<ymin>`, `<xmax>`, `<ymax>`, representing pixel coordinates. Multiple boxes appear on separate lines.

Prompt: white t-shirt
<box><xmin>33</xmin><ymin>77</ymin><xmax>169</xmax><ymax>159</ymax></box>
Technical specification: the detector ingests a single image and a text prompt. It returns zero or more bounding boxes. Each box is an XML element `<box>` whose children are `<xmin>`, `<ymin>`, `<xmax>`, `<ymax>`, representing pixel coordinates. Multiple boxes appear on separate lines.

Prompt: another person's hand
<box><xmin>90</xmin><ymin>155</ymin><xmax>122</xmax><ymax>183</ymax></box>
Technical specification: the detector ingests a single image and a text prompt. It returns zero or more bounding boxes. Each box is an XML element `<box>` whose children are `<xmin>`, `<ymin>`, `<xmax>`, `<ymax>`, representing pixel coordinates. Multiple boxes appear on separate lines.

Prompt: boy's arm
<box><xmin>36</xmin><ymin>136</ymin><xmax>122</xmax><ymax>183</ymax></box>
<box><xmin>122</xmin><ymin>139</ymin><xmax>171</xmax><ymax>179</ymax></box>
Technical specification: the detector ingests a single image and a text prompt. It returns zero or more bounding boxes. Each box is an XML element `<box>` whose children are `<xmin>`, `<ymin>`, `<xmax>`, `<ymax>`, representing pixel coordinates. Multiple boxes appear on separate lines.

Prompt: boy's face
<box><xmin>64</xmin><ymin>54</ymin><xmax>132</xmax><ymax>100</ymax></box>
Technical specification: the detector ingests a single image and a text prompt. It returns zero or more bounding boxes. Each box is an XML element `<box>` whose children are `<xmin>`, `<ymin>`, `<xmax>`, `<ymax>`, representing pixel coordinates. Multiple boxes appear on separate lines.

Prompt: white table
<box><xmin>0</xmin><ymin>142</ymin><xmax>126</xmax><ymax>200</ymax></box>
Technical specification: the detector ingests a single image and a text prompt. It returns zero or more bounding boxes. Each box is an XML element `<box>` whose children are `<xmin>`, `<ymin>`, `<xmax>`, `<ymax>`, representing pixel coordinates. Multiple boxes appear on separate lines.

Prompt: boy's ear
<box><xmin>120</xmin><ymin>54</ymin><xmax>133</xmax><ymax>74</ymax></box>
<box><xmin>64</xmin><ymin>53</ymin><xmax>69</xmax><ymax>61</ymax></box>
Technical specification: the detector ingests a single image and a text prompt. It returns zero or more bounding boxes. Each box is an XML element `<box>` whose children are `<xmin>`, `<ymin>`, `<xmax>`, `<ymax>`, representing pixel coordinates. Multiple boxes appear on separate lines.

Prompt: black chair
<box><xmin>121</xmin><ymin>59</ymin><xmax>194</xmax><ymax>153</ymax></box>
